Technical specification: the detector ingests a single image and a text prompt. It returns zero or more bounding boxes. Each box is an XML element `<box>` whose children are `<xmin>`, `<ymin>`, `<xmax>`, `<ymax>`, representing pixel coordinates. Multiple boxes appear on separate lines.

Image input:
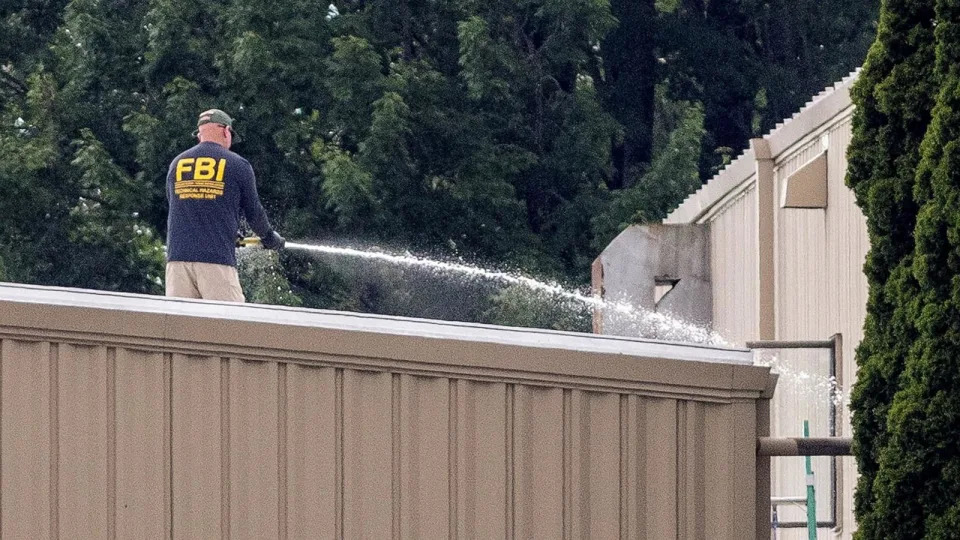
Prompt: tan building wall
<box><xmin>0</xmin><ymin>283</ymin><xmax>773</xmax><ymax>539</ymax></box>
<box><xmin>709</xmin><ymin>187</ymin><xmax>759</xmax><ymax>346</ymax></box>
<box><xmin>769</xmin><ymin>116</ymin><xmax>867</xmax><ymax>537</ymax></box>
<box><xmin>595</xmin><ymin>69</ymin><xmax>866</xmax><ymax>539</ymax></box>
<box><xmin>687</xmin><ymin>72</ymin><xmax>862</xmax><ymax>540</ymax></box>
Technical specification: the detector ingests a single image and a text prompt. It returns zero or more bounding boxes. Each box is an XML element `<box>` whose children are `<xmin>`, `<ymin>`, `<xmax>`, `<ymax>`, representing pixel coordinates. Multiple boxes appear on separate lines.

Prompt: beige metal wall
<box><xmin>657</xmin><ymin>71</ymin><xmax>866</xmax><ymax>540</ymax></box>
<box><xmin>772</xmin><ymin>118</ymin><xmax>866</xmax><ymax>538</ymax></box>
<box><xmin>0</xmin><ymin>284</ymin><xmax>772</xmax><ymax>539</ymax></box>
<box><xmin>826</xmin><ymin>119</ymin><xmax>867</xmax><ymax>539</ymax></box>
<box><xmin>704</xmin><ymin>114</ymin><xmax>864</xmax><ymax>539</ymax></box>
<box><xmin>709</xmin><ymin>187</ymin><xmax>759</xmax><ymax>346</ymax></box>
<box><xmin>775</xmin><ymin>140</ymin><xmax>829</xmax><ymax>341</ymax></box>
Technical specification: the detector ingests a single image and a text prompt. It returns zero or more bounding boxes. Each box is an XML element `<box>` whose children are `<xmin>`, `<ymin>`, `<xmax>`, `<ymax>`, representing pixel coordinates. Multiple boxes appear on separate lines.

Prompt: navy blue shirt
<box><xmin>166</xmin><ymin>142</ymin><xmax>275</xmax><ymax>266</ymax></box>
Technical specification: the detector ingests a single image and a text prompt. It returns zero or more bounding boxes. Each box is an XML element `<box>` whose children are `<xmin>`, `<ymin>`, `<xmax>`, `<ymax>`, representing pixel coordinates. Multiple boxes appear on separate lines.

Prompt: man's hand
<box><xmin>261</xmin><ymin>230</ymin><xmax>286</xmax><ymax>250</ymax></box>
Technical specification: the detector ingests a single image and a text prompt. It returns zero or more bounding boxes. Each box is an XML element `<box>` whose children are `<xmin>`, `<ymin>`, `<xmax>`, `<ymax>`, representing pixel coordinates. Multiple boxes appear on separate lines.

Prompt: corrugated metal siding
<box><xmin>456</xmin><ymin>380</ymin><xmax>507</xmax><ymax>538</ymax></box>
<box><xmin>285</xmin><ymin>364</ymin><xmax>337</xmax><ymax>537</ymax></box>
<box><xmin>709</xmin><ymin>187</ymin><xmax>758</xmax><ymax>345</ymax></box>
<box><xmin>776</xmin><ymin>139</ymin><xmax>830</xmax><ymax>342</ymax></box>
<box><xmin>0</xmin><ymin>293</ymin><xmax>770</xmax><ymax>540</ymax></box>
<box><xmin>654</xmin><ymin>70</ymin><xmax>864</xmax><ymax>538</ymax></box>
<box><xmin>1</xmin><ymin>339</ymin><xmax>52</xmax><ymax>538</ymax></box>
<box><xmin>768</xmin><ymin>117</ymin><xmax>866</xmax><ymax>540</ymax></box>
<box><xmin>824</xmin><ymin>120</ymin><xmax>867</xmax><ymax>537</ymax></box>
<box><xmin>115</xmin><ymin>348</ymin><xmax>168</xmax><ymax>539</ymax></box>
<box><xmin>774</xmin><ymin>120</ymin><xmax>865</xmax><ymax>344</ymax></box>
<box><xmin>770</xmin><ymin>138</ymin><xmax>824</xmax><ymax>540</ymax></box>
<box><xmin>693</xmin><ymin>115</ymin><xmax>863</xmax><ymax>540</ymax></box>
<box><xmin>399</xmin><ymin>374</ymin><xmax>451</xmax><ymax>538</ymax></box>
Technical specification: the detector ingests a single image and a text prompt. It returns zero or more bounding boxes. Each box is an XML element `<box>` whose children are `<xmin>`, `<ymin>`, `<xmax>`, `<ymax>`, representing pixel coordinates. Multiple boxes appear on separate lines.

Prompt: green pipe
<box><xmin>804</xmin><ymin>420</ymin><xmax>817</xmax><ymax>540</ymax></box>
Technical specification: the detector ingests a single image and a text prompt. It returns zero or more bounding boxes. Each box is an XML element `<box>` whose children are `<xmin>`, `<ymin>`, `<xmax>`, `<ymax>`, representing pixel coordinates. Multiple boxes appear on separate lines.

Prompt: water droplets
<box><xmin>753</xmin><ymin>349</ymin><xmax>848</xmax><ymax>410</ymax></box>
<box><xmin>284</xmin><ymin>241</ymin><xmax>728</xmax><ymax>345</ymax></box>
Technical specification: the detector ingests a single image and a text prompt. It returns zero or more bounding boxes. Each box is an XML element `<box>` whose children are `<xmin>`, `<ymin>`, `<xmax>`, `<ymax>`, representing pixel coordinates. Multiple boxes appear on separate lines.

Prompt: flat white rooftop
<box><xmin>0</xmin><ymin>282</ymin><xmax>752</xmax><ymax>365</ymax></box>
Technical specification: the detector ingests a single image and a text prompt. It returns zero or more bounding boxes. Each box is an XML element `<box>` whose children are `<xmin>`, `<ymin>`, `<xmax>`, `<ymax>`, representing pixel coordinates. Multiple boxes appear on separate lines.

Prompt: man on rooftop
<box><xmin>165</xmin><ymin>108</ymin><xmax>285</xmax><ymax>302</ymax></box>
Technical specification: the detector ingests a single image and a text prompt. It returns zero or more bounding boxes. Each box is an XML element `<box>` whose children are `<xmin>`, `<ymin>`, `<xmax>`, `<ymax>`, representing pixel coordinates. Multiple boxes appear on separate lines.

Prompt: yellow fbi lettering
<box><xmin>176</xmin><ymin>157</ymin><xmax>226</xmax><ymax>182</ymax></box>
<box><xmin>174</xmin><ymin>157</ymin><xmax>227</xmax><ymax>199</ymax></box>
<box><xmin>174</xmin><ymin>157</ymin><xmax>227</xmax><ymax>200</ymax></box>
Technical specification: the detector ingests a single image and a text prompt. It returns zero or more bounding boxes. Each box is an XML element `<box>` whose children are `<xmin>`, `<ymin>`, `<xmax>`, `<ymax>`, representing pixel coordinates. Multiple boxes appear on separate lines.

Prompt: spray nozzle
<box><xmin>236</xmin><ymin>235</ymin><xmax>262</xmax><ymax>248</ymax></box>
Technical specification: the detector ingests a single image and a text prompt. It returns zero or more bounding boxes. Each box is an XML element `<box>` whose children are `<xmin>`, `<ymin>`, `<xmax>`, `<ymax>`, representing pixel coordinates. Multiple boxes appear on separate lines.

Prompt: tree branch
<box><xmin>0</xmin><ymin>70</ymin><xmax>28</xmax><ymax>95</ymax></box>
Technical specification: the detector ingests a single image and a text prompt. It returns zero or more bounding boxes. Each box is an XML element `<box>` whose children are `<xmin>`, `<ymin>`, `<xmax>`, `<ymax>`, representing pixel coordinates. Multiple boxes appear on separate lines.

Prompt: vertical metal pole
<box><xmin>772</xmin><ymin>506</ymin><xmax>779</xmax><ymax>540</ymax></box>
<box><xmin>804</xmin><ymin>420</ymin><xmax>817</xmax><ymax>540</ymax></box>
<box><xmin>756</xmin><ymin>375</ymin><xmax>776</xmax><ymax>540</ymax></box>
<box><xmin>751</xmin><ymin>138</ymin><xmax>776</xmax><ymax>341</ymax></box>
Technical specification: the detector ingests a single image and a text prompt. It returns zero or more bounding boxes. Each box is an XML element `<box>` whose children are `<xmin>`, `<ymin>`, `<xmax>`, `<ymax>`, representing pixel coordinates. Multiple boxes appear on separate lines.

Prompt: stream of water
<box><xmin>271</xmin><ymin>241</ymin><xmax>847</xmax><ymax>408</ymax></box>
<box><xmin>285</xmin><ymin>241</ymin><xmax>728</xmax><ymax>345</ymax></box>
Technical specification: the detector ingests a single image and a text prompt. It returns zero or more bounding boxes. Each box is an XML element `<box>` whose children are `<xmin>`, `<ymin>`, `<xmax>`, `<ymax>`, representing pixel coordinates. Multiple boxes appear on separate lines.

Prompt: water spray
<box><xmin>237</xmin><ymin>236</ymin><xmax>846</xmax><ymax>400</ymax></box>
<box><xmin>238</xmin><ymin>236</ymin><xmax>729</xmax><ymax>345</ymax></box>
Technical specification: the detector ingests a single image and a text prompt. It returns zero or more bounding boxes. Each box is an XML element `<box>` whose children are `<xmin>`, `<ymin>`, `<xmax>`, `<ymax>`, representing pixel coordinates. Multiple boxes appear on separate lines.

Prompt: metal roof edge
<box><xmin>0</xmin><ymin>282</ymin><xmax>753</xmax><ymax>365</ymax></box>
<box><xmin>664</xmin><ymin>68</ymin><xmax>861</xmax><ymax>224</ymax></box>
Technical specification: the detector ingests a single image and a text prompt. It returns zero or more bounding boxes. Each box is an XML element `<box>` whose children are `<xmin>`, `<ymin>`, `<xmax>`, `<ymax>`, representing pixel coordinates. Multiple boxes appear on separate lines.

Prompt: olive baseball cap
<box><xmin>195</xmin><ymin>108</ymin><xmax>241</xmax><ymax>142</ymax></box>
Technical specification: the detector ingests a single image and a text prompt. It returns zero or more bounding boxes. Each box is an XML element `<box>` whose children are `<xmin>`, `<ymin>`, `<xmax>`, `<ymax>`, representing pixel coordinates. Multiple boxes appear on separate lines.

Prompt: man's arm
<box><xmin>238</xmin><ymin>161</ymin><xmax>285</xmax><ymax>249</ymax></box>
<box><xmin>166</xmin><ymin>161</ymin><xmax>174</xmax><ymax>203</ymax></box>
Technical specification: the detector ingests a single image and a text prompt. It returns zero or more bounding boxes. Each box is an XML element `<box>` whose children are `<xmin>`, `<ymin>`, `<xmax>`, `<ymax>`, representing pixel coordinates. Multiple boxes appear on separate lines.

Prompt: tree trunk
<box><xmin>602</xmin><ymin>0</ymin><xmax>656</xmax><ymax>189</ymax></box>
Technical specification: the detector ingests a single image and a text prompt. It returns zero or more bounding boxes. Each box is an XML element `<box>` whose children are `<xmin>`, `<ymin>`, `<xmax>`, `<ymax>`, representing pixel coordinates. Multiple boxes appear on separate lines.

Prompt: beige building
<box><xmin>0</xmin><ymin>282</ymin><xmax>775</xmax><ymax>538</ymax></box>
<box><xmin>0</xmin><ymin>71</ymin><xmax>866</xmax><ymax>540</ymax></box>
<box><xmin>594</xmin><ymin>70</ymin><xmax>866</xmax><ymax>539</ymax></box>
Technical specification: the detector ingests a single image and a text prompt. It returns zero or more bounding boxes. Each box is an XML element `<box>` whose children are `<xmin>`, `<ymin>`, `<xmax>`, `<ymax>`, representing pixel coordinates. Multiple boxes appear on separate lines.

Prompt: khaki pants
<box><xmin>166</xmin><ymin>261</ymin><xmax>245</xmax><ymax>302</ymax></box>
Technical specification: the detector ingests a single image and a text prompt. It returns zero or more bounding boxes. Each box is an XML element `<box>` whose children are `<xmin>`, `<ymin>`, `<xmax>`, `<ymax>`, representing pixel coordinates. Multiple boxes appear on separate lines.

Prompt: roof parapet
<box><xmin>665</xmin><ymin>68</ymin><xmax>861</xmax><ymax>224</ymax></box>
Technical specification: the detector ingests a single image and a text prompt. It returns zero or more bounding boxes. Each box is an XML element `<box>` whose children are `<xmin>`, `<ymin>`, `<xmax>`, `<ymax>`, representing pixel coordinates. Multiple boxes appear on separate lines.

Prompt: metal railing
<box><xmin>749</xmin><ymin>335</ymin><xmax>849</xmax><ymax>531</ymax></box>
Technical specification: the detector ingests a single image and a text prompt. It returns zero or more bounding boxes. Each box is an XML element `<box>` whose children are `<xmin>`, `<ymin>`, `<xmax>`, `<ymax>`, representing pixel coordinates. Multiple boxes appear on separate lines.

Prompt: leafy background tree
<box><xmin>1</xmin><ymin>0</ymin><xmax>878</xmax><ymax>330</ymax></box>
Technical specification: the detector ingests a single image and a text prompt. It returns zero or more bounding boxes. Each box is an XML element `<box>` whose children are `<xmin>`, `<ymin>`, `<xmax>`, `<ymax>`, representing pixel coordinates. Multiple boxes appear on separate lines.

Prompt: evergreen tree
<box><xmin>592</xmin><ymin>94</ymin><xmax>704</xmax><ymax>250</ymax></box>
<box><xmin>319</xmin><ymin>0</ymin><xmax>620</xmax><ymax>281</ymax></box>
<box><xmin>1</xmin><ymin>0</ymin><xmax>69</xmax><ymax>77</ymax></box>
<box><xmin>657</xmin><ymin>0</ymin><xmax>877</xmax><ymax>176</ymax></box>
<box><xmin>749</xmin><ymin>0</ymin><xmax>878</xmax><ymax>134</ymax></box>
<box><xmin>845</xmin><ymin>0</ymin><xmax>938</xmax><ymax>536</ymax></box>
<box><xmin>848</xmin><ymin>0</ymin><xmax>960</xmax><ymax>536</ymax></box>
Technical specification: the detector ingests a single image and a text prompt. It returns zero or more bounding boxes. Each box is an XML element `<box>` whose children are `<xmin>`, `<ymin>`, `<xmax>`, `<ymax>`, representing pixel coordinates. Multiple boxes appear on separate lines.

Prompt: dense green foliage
<box><xmin>846</xmin><ymin>0</ymin><xmax>960</xmax><ymax>536</ymax></box>
<box><xmin>1</xmin><ymin>0</ymin><xmax>875</xmax><ymax>326</ymax></box>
